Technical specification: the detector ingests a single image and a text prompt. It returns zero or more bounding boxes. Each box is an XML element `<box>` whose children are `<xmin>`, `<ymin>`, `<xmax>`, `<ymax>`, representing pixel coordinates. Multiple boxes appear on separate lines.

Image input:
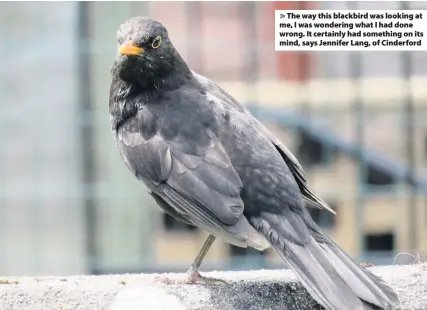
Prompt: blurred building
<box><xmin>0</xmin><ymin>1</ymin><xmax>426</xmax><ymax>277</ymax></box>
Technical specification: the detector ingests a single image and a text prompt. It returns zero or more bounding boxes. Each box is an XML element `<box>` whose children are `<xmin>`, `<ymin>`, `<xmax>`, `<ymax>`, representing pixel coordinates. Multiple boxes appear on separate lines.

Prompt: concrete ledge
<box><xmin>0</xmin><ymin>264</ymin><xmax>426</xmax><ymax>310</ymax></box>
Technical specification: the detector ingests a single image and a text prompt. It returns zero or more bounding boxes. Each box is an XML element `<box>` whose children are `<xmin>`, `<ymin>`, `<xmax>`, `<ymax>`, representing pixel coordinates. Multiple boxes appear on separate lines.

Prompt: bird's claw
<box><xmin>154</xmin><ymin>270</ymin><xmax>228</xmax><ymax>285</ymax></box>
<box><xmin>188</xmin><ymin>270</ymin><xmax>228</xmax><ymax>285</ymax></box>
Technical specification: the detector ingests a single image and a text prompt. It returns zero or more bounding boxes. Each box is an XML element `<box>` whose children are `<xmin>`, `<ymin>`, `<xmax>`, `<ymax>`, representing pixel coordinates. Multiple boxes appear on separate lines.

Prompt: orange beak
<box><xmin>119</xmin><ymin>41</ymin><xmax>144</xmax><ymax>56</ymax></box>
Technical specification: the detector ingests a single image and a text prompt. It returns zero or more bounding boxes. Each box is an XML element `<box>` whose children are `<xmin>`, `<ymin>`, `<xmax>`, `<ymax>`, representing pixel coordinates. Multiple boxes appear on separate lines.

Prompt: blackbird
<box><xmin>109</xmin><ymin>17</ymin><xmax>398</xmax><ymax>310</ymax></box>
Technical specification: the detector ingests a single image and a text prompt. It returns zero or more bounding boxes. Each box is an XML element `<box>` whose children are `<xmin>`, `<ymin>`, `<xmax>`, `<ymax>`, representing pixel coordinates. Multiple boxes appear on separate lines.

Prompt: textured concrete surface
<box><xmin>0</xmin><ymin>263</ymin><xmax>426</xmax><ymax>310</ymax></box>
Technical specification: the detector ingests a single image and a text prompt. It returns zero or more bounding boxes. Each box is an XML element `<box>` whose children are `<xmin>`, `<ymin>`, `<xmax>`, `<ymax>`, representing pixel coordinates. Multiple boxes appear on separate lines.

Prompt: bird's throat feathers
<box><xmin>109</xmin><ymin>78</ymin><xmax>141</xmax><ymax>131</ymax></box>
<box><xmin>109</xmin><ymin>73</ymin><xmax>188</xmax><ymax>132</ymax></box>
<box><xmin>110</xmin><ymin>59</ymin><xmax>193</xmax><ymax>132</ymax></box>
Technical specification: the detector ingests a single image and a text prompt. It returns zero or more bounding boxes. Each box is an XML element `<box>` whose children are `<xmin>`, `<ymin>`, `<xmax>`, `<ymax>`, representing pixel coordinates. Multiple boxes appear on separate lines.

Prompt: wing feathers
<box><xmin>117</xmin><ymin>115</ymin><xmax>244</xmax><ymax>227</ymax></box>
<box><xmin>193</xmin><ymin>71</ymin><xmax>336</xmax><ymax>214</ymax></box>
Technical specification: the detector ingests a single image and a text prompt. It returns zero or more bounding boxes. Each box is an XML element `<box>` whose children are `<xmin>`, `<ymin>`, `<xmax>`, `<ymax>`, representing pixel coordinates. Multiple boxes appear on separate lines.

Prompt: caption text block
<box><xmin>275</xmin><ymin>10</ymin><xmax>427</xmax><ymax>51</ymax></box>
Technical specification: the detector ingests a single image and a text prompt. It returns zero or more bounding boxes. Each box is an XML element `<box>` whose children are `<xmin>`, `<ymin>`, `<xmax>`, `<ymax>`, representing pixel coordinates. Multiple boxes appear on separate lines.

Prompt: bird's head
<box><xmin>111</xmin><ymin>17</ymin><xmax>189</xmax><ymax>88</ymax></box>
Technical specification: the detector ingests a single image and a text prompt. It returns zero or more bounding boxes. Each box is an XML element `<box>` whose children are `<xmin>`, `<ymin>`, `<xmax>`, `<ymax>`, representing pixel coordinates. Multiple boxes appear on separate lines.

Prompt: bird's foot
<box><xmin>155</xmin><ymin>269</ymin><xmax>228</xmax><ymax>285</ymax></box>
<box><xmin>187</xmin><ymin>270</ymin><xmax>228</xmax><ymax>285</ymax></box>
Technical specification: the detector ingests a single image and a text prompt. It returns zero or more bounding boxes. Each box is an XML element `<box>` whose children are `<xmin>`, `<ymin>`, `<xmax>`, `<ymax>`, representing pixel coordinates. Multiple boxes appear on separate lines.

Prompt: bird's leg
<box><xmin>188</xmin><ymin>234</ymin><xmax>216</xmax><ymax>272</ymax></box>
<box><xmin>155</xmin><ymin>234</ymin><xmax>227</xmax><ymax>285</ymax></box>
<box><xmin>185</xmin><ymin>234</ymin><xmax>227</xmax><ymax>284</ymax></box>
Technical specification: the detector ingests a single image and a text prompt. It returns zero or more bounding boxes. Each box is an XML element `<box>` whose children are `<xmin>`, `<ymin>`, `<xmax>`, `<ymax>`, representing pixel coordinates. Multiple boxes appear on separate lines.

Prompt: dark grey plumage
<box><xmin>109</xmin><ymin>16</ymin><xmax>399</xmax><ymax>310</ymax></box>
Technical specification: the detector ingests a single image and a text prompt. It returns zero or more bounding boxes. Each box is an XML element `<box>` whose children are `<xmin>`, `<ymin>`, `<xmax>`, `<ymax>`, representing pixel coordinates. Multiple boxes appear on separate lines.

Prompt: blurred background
<box><xmin>1</xmin><ymin>1</ymin><xmax>427</xmax><ymax>277</ymax></box>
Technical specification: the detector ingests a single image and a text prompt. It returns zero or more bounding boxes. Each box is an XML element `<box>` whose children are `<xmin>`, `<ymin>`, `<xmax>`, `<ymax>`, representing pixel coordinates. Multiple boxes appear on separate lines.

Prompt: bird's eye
<box><xmin>151</xmin><ymin>36</ymin><xmax>162</xmax><ymax>49</ymax></box>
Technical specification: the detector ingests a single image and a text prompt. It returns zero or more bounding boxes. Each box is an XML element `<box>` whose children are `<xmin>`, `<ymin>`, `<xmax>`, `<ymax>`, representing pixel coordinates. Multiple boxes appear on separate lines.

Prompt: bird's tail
<box><xmin>252</xmin><ymin>215</ymin><xmax>399</xmax><ymax>310</ymax></box>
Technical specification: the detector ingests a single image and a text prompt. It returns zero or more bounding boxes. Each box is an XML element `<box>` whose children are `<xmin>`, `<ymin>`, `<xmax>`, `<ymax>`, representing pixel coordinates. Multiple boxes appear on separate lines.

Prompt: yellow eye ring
<box><xmin>152</xmin><ymin>36</ymin><xmax>162</xmax><ymax>49</ymax></box>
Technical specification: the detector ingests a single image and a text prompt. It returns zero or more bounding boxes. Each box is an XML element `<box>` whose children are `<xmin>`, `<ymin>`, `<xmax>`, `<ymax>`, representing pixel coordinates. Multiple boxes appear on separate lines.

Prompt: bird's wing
<box><xmin>116</xmin><ymin>113</ymin><xmax>245</xmax><ymax>230</ymax></box>
<box><xmin>193</xmin><ymin>71</ymin><xmax>336</xmax><ymax>215</ymax></box>
<box><xmin>259</xmin><ymin>124</ymin><xmax>336</xmax><ymax>215</ymax></box>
